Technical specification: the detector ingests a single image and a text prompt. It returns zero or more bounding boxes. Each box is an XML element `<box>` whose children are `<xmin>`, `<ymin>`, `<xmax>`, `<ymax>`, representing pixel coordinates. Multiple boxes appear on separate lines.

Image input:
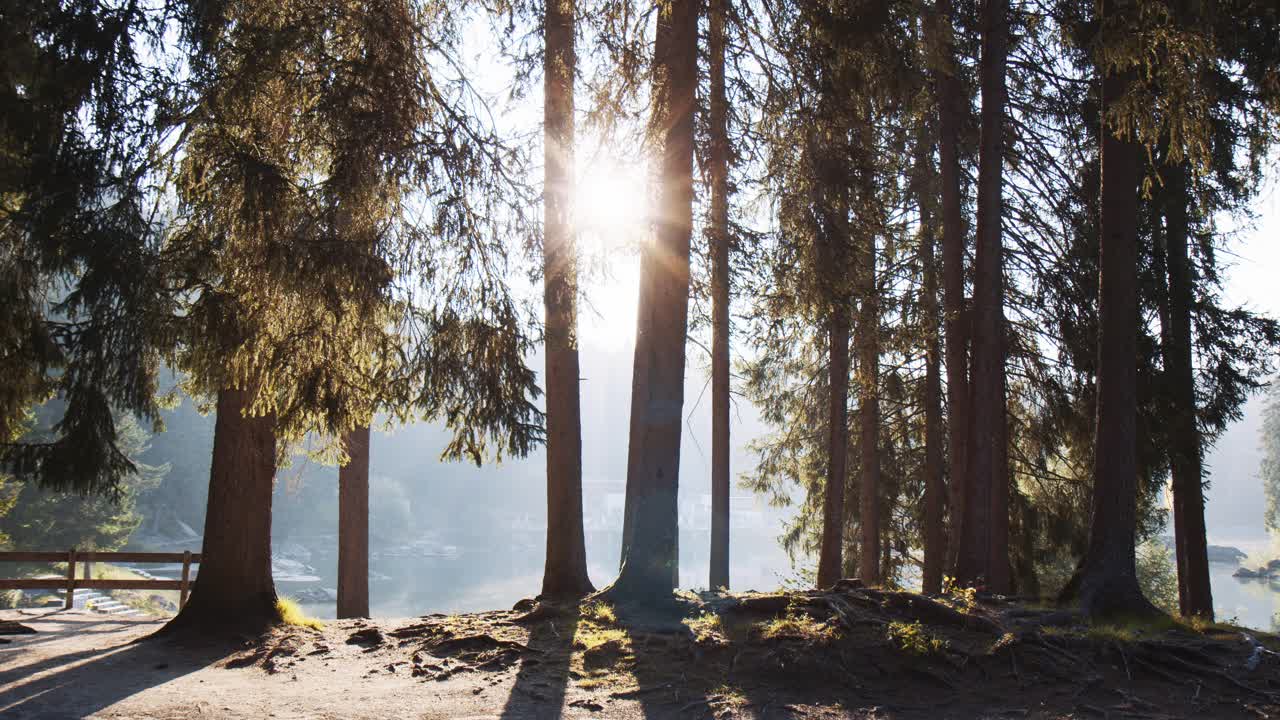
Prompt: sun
<box><xmin>574</xmin><ymin>157</ymin><xmax>649</xmax><ymax>248</ymax></box>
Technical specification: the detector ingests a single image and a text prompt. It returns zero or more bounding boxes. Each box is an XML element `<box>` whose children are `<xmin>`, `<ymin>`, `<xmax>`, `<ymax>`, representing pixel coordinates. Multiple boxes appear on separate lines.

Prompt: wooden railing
<box><xmin>0</xmin><ymin>550</ymin><xmax>201</xmax><ymax>610</ymax></box>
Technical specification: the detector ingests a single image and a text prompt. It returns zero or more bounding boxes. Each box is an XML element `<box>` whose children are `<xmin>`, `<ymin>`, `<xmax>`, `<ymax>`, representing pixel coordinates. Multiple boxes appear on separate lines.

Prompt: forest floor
<box><xmin>3</xmin><ymin>584</ymin><xmax>1280</xmax><ymax>719</ymax></box>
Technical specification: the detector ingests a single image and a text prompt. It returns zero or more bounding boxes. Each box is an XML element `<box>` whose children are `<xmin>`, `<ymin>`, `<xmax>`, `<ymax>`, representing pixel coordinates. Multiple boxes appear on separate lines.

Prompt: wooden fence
<box><xmin>0</xmin><ymin>550</ymin><xmax>201</xmax><ymax>609</ymax></box>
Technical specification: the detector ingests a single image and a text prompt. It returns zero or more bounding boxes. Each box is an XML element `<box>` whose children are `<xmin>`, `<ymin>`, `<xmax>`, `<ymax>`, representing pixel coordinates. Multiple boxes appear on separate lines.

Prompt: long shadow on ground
<box><xmin>500</xmin><ymin>607</ymin><xmax>580</xmax><ymax>720</ymax></box>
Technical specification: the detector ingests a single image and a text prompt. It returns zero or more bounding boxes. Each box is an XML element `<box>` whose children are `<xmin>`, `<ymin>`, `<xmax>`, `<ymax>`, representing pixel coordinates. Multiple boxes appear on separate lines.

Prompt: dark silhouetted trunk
<box><xmin>337</xmin><ymin>425</ymin><xmax>370</xmax><ymax>618</ymax></box>
<box><xmin>933</xmin><ymin>0</ymin><xmax>970</xmax><ymax>580</ymax></box>
<box><xmin>708</xmin><ymin>0</ymin><xmax>732</xmax><ymax>592</ymax></box>
<box><xmin>607</xmin><ymin>0</ymin><xmax>697</xmax><ymax>601</ymax></box>
<box><xmin>957</xmin><ymin>0</ymin><xmax>1009</xmax><ymax>593</ymax></box>
<box><xmin>817</xmin><ymin>306</ymin><xmax>851</xmax><ymax>589</ymax></box>
<box><xmin>919</xmin><ymin>166</ymin><xmax>945</xmax><ymax>596</ymax></box>
<box><xmin>856</xmin><ymin>232</ymin><xmax>881</xmax><ymax>585</ymax></box>
<box><xmin>542</xmin><ymin>0</ymin><xmax>594</xmax><ymax>599</ymax></box>
<box><xmin>165</xmin><ymin>388</ymin><xmax>278</xmax><ymax>631</ymax></box>
<box><xmin>1163</xmin><ymin>163</ymin><xmax>1213</xmax><ymax>619</ymax></box>
<box><xmin>1078</xmin><ymin>52</ymin><xmax>1159</xmax><ymax>619</ymax></box>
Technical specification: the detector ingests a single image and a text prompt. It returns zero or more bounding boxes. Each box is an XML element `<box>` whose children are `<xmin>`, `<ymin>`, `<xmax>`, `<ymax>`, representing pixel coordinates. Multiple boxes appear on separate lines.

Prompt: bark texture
<box><xmin>934</xmin><ymin>0</ymin><xmax>971</xmax><ymax>581</ymax></box>
<box><xmin>817</xmin><ymin>306</ymin><xmax>850</xmax><ymax>589</ymax></box>
<box><xmin>1163</xmin><ymin>163</ymin><xmax>1213</xmax><ymax>619</ymax></box>
<box><xmin>919</xmin><ymin>162</ymin><xmax>945</xmax><ymax>597</ymax></box>
<box><xmin>608</xmin><ymin>0</ymin><xmax>697</xmax><ymax>601</ymax></box>
<box><xmin>337</xmin><ymin>425</ymin><xmax>370</xmax><ymax>619</ymax></box>
<box><xmin>707</xmin><ymin>0</ymin><xmax>732</xmax><ymax>592</ymax></box>
<box><xmin>1077</xmin><ymin>58</ymin><xmax>1159</xmax><ymax>620</ymax></box>
<box><xmin>856</xmin><ymin>233</ymin><xmax>881</xmax><ymax>586</ymax></box>
<box><xmin>165</xmin><ymin>388</ymin><xmax>279</xmax><ymax>631</ymax></box>
<box><xmin>956</xmin><ymin>0</ymin><xmax>1010</xmax><ymax>593</ymax></box>
<box><xmin>542</xmin><ymin>0</ymin><xmax>594</xmax><ymax>599</ymax></box>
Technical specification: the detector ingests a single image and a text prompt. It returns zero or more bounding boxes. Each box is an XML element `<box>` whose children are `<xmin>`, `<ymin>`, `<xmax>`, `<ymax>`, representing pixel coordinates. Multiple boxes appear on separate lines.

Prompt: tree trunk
<box><xmin>164</xmin><ymin>388</ymin><xmax>278</xmax><ymax>632</ymax></box>
<box><xmin>337</xmin><ymin>425</ymin><xmax>370</xmax><ymax>618</ymax></box>
<box><xmin>707</xmin><ymin>0</ymin><xmax>732</xmax><ymax>592</ymax></box>
<box><xmin>541</xmin><ymin>0</ymin><xmax>594</xmax><ymax>599</ymax></box>
<box><xmin>817</xmin><ymin>306</ymin><xmax>850</xmax><ymax>589</ymax></box>
<box><xmin>856</xmin><ymin>233</ymin><xmax>881</xmax><ymax>586</ymax></box>
<box><xmin>920</xmin><ymin>170</ymin><xmax>945</xmax><ymax>597</ymax></box>
<box><xmin>956</xmin><ymin>0</ymin><xmax>1009</xmax><ymax>593</ymax></box>
<box><xmin>1163</xmin><ymin>162</ymin><xmax>1213</xmax><ymax>619</ymax></box>
<box><xmin>932</xmin><ymin>0</ymin><xmax>971</xmax><ymax>582</ymax></box>
<box><xmin>607</xmin><ymin>0</ymin><xmax>697</xmax><ymax>601</ymax></box>
<box><xmin>1077</xmin><ymin>51</ymin><xmax>1159</xmax><ymax>619</ymax></box>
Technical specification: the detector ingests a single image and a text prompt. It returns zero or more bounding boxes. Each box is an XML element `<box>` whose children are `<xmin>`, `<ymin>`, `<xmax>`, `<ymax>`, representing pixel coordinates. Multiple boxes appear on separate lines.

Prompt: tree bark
<box><xmin>1077</xmin><ymin>50</ymin><xmax>1159</xmax><ymax>619</ymax></box>
<box><xmin>337</xmin><ymin>425</ymin><xmax>370</xmax><ymax>618</ymax></box>
<box><xmin>956</xmin><ymin>0</ymin><xmax>1010</xmax><ymax>593</ymax></box>
<box><xmin>817</xmin><ymin>305</ymin><xmax>850</xmax><ymax>589</ymax></box>
<box><xmin>1163</xmin><ymin>162</ymin><xmax>1213</xmax><ymax>619</ymax></box>
<box><xmin>856</xmin><ymin>232</ymin><xmax>881</xmax><ymax>586</ymax></box>
<box><xmin>707</xmin><ymin>0</ymin><xmax>732</xmax><ymax>592</ymax></box>
<box><xmin>542</xmin><ymin>0</ymin><xmax>594</xmax><ymax>599</ymax></box>
<box><xmin>164</xmin><ymin>388</ymin><xmax>278</xmax><ymax>632</ymax></box>
<box><xmin>607</xmin><ymin>0</ymin><xmax>697</xmax><ymax>601</ymax></box>
<box><xmin>920</xmin><ymin>164</ymin><xmax>945</xmax><ymax>597</ymax></box>
<box><xmin>932</xmin><ymin>0</ymin><xmax>971</xmax><ymax>582</ymax></box>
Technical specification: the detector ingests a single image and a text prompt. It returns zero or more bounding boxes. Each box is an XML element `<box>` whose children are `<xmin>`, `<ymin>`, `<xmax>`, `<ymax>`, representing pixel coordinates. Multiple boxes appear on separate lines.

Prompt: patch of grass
<box><xmin>710</xmin><ymin>685</ymin><xmax>748</xmax><ymax>709</ymax></box>
<box><xmin>759</xmin><ymin>611</ymin><xmax>839</xmax><ymax>643</ymax></box>
<box><xmin>580</xmin><ymin>601</ymin><xmax>617</xmax><ymax>625</ymax></box>
<box><xmin>887</xmin><ymin>620</ymin><xmax>949</xmax><ymax>656</ymax></box>
<box><xmin>276</xmin><ymin>596</ymin><xmax>324</xmax><ymax>630</ymax></box>
<box><xmin>683</xmin><ymin>612</ymin><xmax>724</xmax><ymax>643</ymax></box>
<box><xmin>573</xmin><ymin>625</ymin><xmax>629</xmax><ymax>651</ymax></box>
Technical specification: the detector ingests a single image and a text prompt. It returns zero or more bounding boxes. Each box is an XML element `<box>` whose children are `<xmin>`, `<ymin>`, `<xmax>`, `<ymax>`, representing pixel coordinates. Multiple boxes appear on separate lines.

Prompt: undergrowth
<box><xmin>276</xmin><ymin>596</ymin><xmax>324</xmax><ymax>630</ymax></box>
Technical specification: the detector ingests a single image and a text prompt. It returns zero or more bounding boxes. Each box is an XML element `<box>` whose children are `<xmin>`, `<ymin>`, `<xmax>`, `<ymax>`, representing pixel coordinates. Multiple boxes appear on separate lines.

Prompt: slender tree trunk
<box><xmin>542</xmin><ymin>0</ymin><xmax>594</xmax><ymax>599</ymax></box>
<box><xmin>164</xmin><ymin>388</ymin><xmax>278</xmax><ymax>631</ymax></box>
<box><xmin>856</xmin><ymin>233</ymin><xmax>881</xmax><ymax>585</ymax></box>
<box><xmin>920</xmin><ymin>175</ymin><xmax>945</xmax><ymax>597</ymax></box>
<box><xmin>337</xmin><ymin>425</ymin><xmax>370</xmax><ymax>618</ymax></box>
<box><xmin>932</xmin><ymin>0</ymin><xmax>971</xmax><ymax>582</ymax></box>
<box><xmin>1078</xmin><ymin>51</ymin><xmax>1159</xmax><ymax>619</ymax></box>
<box><xmin>1163</xmin><ymin>163</ymin><xmax>1213</xmax><ymax>619</ymax></box>
<box><xmin>607</xmin><ymin>0</ymin><xmax>697</xmax><ymax>601</ymax></box>
<box><xmin>707</xmin><ymin>0</ymin><xmax>732</xmax><ymax>592</ymax></box>
<box><xmin>817</xmin><ymin>306</ymin><xmax>850</xmax><ymax>589</ymax></box>
<box><xmin>957</xmin><ymin>0</ymin><xmax>1010</xmax><ymax>592</ymax></box>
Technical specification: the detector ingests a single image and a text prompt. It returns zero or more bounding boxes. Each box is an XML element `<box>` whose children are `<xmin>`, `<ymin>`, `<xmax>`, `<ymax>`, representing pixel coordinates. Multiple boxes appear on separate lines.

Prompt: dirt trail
<box><xmin>3</xmin><ymin>588</ymin><xmax>1279</xmax><ymax>719</ymax></box>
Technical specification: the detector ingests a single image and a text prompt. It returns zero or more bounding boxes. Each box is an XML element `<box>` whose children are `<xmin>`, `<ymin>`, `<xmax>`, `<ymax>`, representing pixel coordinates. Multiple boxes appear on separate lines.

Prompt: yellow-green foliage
<box><xmin>760</xmin><ymin>611</ymin><xmax>839</xmax><ymax>643</ymax></box>
<box><xmin>580</xmin><ymin>601</ymin><xmax>617</xmax><ymax>625</ymax></box>
<box><xmin>887</xmin><ymin>621</ymin><xmax>948</xmax><ymax>656</ymax></box>
<box><xmin>941</xmin><ymin>577</ymin><xmax>977</xmax><ymax>612</ymax></box>
<box><xmin>276</xmin><ymin>596</ymin><xmax>324</xmax><ymax>630</ymax></box>
<box><xmin>573</xmin><ymin>625</ymin><xmax>628</xmax><ymax>651</ymax></box>
<box><xmin>683</xmin><ymin>612</ymin><xmax>724</xmax><ymax>643</ymax></box>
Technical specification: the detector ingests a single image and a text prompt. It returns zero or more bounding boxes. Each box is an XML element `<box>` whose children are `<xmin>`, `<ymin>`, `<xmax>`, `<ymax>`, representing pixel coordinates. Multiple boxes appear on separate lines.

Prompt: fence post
<box><xmin>64</xmin><ymin>548</ymin><xmax>77</xmax><ymax>610</ymax></box>
<box><xmin>179</xmin><ymin>551</ymin><xmax>192</xmax><ymax>609</ymax></box>
<box><xmin>84</xmin><ymin>555</ymin><xmax>94</xmax><ymax>583</ymax></box>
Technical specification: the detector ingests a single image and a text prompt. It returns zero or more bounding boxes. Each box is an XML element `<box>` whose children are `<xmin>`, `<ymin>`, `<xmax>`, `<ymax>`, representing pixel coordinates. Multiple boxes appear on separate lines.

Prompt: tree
<box><xmin>541</xmin><ymin>0</ymin><xmax>594</xmax><ymax>599</ymax></box>
<box><xmin>337</xmin><ymin>426</ymin><xmax>370</xmax><ymax>618</ymax></box>
<box><xmin>608</xmin><ymin>0</ymin><xmax>698</xmax><ymax>601</ymax></box>
<box><xmin>707</xmin><ymin>0</ymin><xmax>733</xmax><ymax>592</ymax></box>
<box><xmin>1265</xmin><ymin>383</ymin><xmax>1280</xmax><ymax>534</ymax></box>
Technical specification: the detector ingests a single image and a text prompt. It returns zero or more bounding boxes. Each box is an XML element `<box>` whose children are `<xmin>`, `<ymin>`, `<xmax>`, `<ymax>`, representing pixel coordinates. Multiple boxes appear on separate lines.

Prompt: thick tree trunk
<box><xmin>1163</xmin><ymin>163</ymin><xmax>1213</xmax><ymax>619</ymax></box>
<box><xmin>164</xmin><ymin>388</ymin><xmax>279</xmax><ymax>632</ymax></box>
<box><xmin>1078</xmin><ymin>56</ymin><xmax>1159</xmax><ymax>620</ymax></box>
<box><xmin>932</xmin><ymin>0</ymin><xmax>971</xmax><ymax>581</ymax></box>
<box><xmin>856</xmin><ymin>234</ymin><xmax>881</xmax><ymax>586</ymax></box>
<box><xmin>817</xmin><ymin>307</ymin><xmax>850</xmax><ymax>589</ymax></box>
<box><xmin>542</xmin><ymin>0</ymin><xmax>594</xmax><ymax>599</ymax></box>
<box><xmin>337</xmin><ymin>425</ymin><xmax>370</xmax><ymax>618</ymax></box>
<box><xmin>607</xmin><ymin>0</ymin><xmax>697</xmax><ymax>601</ymax></box>
<box><xmin>707</xmin><ymin>0</ymin><xmax>731</xmax><ymax>592</ymax></box>
<box><xmin>956</xmin><ymin>0</ymin><xmax>1010</xmax><ymax>592</ymax></box>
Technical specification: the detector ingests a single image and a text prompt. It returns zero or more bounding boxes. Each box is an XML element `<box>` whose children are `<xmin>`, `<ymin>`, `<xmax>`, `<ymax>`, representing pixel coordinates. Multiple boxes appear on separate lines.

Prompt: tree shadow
<box><xmin>499</xmin><ymin>606</ymin><xmax>580</xmax><ymax>720</ymax></box>
<box><xmin>0</xmin><ymin>617</ymin><xmax>225</xmax><ymax>718</ymax></box>
<box><xmin>611</xmin><ymin>599</ymin><xmax>712</xmax><ymax>720</ymax></box>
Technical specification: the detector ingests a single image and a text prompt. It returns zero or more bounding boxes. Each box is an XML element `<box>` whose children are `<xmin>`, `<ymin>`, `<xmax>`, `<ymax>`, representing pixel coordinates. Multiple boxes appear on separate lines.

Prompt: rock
<box><xmin>569</xmin><ymin>699</ymin><xmax>605</xmax><ymax>712</ymax></box>
<box><xmin>346</xmin><ymin>628</ymin><xmax>385</xmax><ymax>648</ymax></box>
<box><xmin>511</xmin><ymin>597</ymin><xmax>537</xmax><ymax>613</ymax></box>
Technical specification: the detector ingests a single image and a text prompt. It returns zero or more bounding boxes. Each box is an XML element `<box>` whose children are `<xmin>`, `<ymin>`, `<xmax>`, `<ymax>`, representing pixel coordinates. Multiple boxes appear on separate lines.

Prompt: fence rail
<box><xmin>0</xmin><ymin>549</ymin><xmax>201</xmax><ymax>610</ymax></box>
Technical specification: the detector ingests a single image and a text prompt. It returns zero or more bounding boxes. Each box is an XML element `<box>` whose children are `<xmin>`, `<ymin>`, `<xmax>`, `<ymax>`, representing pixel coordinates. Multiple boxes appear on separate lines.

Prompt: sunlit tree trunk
<box><xmin>337</xmin><ymin>425</ymin><xmax>370</xmax><ymax>618</ymax></box>
<box><xmin>932</xmin><ymin>0</ymin><xmax>971</xmax><ymax>582</ymax></box>
<box><xmin>542</xmin><ymin>0</ymin><xmax>594</xmax><ymax>599</ymax></box>
<box><xmin>165</xmin><ymin>388</ymin><xmax>278</xmax><ymax>631</ymax></box>
<box><xmin>1163</xmin><ymin>162</ymin><xmax>1213</xmax><ymax>619</ymax></box>
<box><xmin>608</xmin><ymin>0</ymin><xmax>697</xmax><ymax>601</ymax></box>
<box><xmin>856</xmin><ymin>231</ymin><xmax>881</xmax><ymax>586</ymax></box>
<box><xmin>707</xmin><ymin>0</ymin><xmax>732</xmax><ymax>591</ymax></box>
<box><xmin>957</xmin><ymin>0</ymin><xmax>1010</xmax><ymax>593</ymax></box>
<box><xmin>1077</xmin><ymin>43</ymin><xmax>1158</xmax><ymax>619</ymax></box>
